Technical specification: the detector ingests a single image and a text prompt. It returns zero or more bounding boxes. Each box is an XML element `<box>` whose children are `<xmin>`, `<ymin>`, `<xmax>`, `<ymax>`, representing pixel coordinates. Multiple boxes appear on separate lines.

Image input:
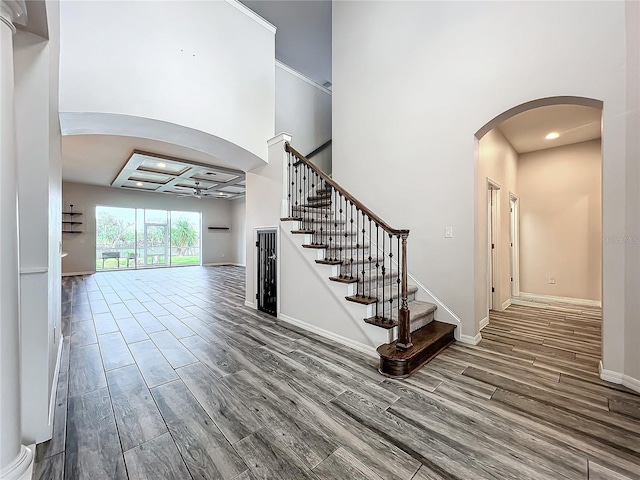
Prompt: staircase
<box><xmin>281</xmin><ymin>143</ymin><xmax>456</xmax><ymax>378</ymax></box>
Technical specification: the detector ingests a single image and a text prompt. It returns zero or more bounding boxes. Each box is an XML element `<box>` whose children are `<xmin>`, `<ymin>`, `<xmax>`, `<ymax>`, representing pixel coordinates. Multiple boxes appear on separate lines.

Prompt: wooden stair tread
<box><xmin>363</xmin><ymin>300</ymin><xmax>436</xmax><ymax>329</ymax></box>
<box><xmin>329</xmin><ymin>276</ymin><xmax>359</xmax><ymax>284</ymax></box>
<box><xmin>302</xmin><ymin>244</ymin><xmax>328</xmax><ymax>249</ymax></box>
<box><xmin>377</xmin><ymin>321</ymin><xmax>456</xmax><ymax>378</ymax></box>
<box><xmin>281</xmin><ymin>217</ymin><xmax>302</xmax><ymax>221</ymax></box>
<box><xmin>315</xmin><ymin>259</ymin><xmax>342</xmax><ymax>265</ymax></box>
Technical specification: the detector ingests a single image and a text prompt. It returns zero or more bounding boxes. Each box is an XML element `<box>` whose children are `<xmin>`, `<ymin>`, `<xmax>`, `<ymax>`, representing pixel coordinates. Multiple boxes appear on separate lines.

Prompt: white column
<box><xmin>0</xmin><ymin>1</ymin><xmax>32</xmax><ymax>479</ymax></box>
<box><xmin>266</xmin><ymin>132</ymin><xmax>292</xmax><ymax>218</ymax></box>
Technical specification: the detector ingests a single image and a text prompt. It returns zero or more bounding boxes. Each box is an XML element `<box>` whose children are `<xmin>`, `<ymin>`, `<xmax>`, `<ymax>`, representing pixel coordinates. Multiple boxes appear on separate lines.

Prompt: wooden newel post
<box><xmin>396</xmin><ymin>233</ymin><xmax>412</xmax><ymax>350</ymax></box>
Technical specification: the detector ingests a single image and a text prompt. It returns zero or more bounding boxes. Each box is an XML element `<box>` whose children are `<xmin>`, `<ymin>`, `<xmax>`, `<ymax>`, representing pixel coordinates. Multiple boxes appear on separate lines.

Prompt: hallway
<box><xmin>34</xmin><ymin>266</ymin><xmax>640</xmax><ymax>479</ymax></box>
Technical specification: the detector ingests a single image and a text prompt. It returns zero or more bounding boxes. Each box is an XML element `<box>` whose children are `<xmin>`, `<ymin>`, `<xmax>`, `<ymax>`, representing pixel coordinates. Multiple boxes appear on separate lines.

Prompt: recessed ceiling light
<box><xmin>136</xmin><ymin>182</ymin><xmax>143</xmax><ymax>186</ymax></box>
<box><xmin>545</xmin><ymin>132</ymin><xmax>560</xmax><ymax>140</ymax></box>
<box><xmin>157</xmin><ymin>162</ymin><xmax>166</xmax><ymax>168</ymax></box>
<box><xmin>218</xmin><ymin>192</ymin><xmax>224</xmax><ymax>196</ymax></box>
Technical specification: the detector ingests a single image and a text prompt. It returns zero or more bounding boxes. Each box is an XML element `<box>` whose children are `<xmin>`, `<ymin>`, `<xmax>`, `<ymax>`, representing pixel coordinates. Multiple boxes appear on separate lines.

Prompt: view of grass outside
<box><xmin>96</xmin><ymin>206</ymin><xmax>201</xmax><ymax>270</ymax></box>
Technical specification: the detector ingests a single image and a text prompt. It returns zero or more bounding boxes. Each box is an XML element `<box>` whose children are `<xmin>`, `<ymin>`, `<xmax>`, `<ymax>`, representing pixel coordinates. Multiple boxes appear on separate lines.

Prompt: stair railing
<box><xmin>284</xmin><ymin>142</ymin><xmax>413</xmax><ymax>350</ymax></box>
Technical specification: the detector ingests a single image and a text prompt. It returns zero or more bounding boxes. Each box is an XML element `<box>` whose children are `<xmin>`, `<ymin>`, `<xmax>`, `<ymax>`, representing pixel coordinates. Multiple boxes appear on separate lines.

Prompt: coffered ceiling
<box><xmin>112</xmin><ymin>151</ymin><xmax>245</xmax><ymax>199</ymax></box>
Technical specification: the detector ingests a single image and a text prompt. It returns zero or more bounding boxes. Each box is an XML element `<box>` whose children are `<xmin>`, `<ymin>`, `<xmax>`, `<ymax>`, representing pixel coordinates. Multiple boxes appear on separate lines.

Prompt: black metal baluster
<box><xmin>368</xmin><ymin>217</ymin><xmax>372</xmax><ymax>300</ymax></box>
<box><xmin>397</xmin><ymin>235</ymin><xmax>401</xmax><ymax>320</ymax></box>
<box><xmin>337</xmin><ymin>192</ymin><xmax>342</xmax><ymax>266</ymax></box>
<box><xmin>350</xmin><ymin>202</ymin><xmax>355</xmax><ymax>282</ymax></box>
<box><xmin>356</xmin><ymin>208</ymin><xmax>360</xmax><ymax>295</ymax></box>
<box><xmin>389</xmin><ymin>234</ymin><xmax>393</xmax><ymax>320</ymax></box>
<box><xmin>382</xmin><ymin>232</ymin><xmax>386</xmax><ymax>321</ymax></box>
<box><xmin>339</xmin><ymin>192</ymin><xmax>344</xmax><ymax>267</ymax></box>
<box><xmin>288</xmin><ymin>152</ymin><xmax>292</xmax><ymax>217</ymax></box>
<box><xmin>331</xmin><ymin>190</ymin><xmax>342</xmax><ymax>262</ymax></box>
<box><xmin>294</xmin><ymin>163</ymin><xmax>299</xmax><ymax>218</ymax></box>
<box><xmin>315</xmin><ymin>172</ymin><xmax>322</xmax><ymax>248</ymax></box>
<box><xmin>362</xmin><ymin>210</ymin><xmax>364</xmax><ymax>298</ymax></box>
<box><xmin>375</xmin><ymin>224</ymin><xmax>379</xmax><ymax>319</ymax></box>
<box><xmin>303</xmin><ymin>165</ymin><xmax>307</xmax><ymax>231</ymax></box>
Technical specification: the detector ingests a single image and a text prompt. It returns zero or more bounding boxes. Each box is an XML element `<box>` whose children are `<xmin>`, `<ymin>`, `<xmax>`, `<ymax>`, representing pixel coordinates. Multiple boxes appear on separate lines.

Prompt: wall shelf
<box><xmin>63</xmin><ymin>204</ymin><xmax>83</xmax><ymax>233</ymax></box>
<box><xmin>208</xmin><ymin>226</ymin><xmax>230</xmax><ymax>230</ymax></box>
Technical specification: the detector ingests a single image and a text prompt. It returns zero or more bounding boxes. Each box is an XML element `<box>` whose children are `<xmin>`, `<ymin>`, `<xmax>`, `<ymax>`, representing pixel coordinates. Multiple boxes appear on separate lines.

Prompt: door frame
<box><xmin>509</xmin><ymin>193</ymin><xmax>520</xmax><ymax>297</ymax></box>
<box><xmin>253</xmin><ymin>226</ymin><xmax>280</xmax><ymax>318</ymax></box>
<box><xmin>487</xmin><ymin>178</ymin><xmax>501</xmax><ymax>312</ymax></box>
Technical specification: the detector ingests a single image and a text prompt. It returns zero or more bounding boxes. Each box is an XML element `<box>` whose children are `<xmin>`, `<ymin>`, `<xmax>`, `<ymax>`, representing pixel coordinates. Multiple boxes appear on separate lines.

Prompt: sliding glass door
<box><xmin>96</xmin><ymin>206</ymin><xmax>201</xmax><ymax>270</ymax></box>
<box><xmin>170</xmin><ymin>211</ymin><xmax>201</xmax><ymax>266</ymax></box>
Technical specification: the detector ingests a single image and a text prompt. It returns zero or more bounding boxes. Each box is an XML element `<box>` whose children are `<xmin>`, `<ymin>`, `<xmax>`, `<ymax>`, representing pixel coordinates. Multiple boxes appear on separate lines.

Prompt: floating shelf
<box><xmin>208</xmin><ymin>226</ymin><xmax>230</xmax><ymax>230</ymax></box>
<box><xmin>62</xmin><ymin>204</ymin><xmax>83</xmax><ymax>233</ymax></box>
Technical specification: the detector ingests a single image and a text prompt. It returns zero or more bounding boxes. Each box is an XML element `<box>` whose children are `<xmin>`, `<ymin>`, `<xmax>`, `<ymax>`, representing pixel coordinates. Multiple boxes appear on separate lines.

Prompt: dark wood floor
<box><xmin>33</xmin><ymin>266</ymin><xmax>640</xmax><ymax>479</ymax></box>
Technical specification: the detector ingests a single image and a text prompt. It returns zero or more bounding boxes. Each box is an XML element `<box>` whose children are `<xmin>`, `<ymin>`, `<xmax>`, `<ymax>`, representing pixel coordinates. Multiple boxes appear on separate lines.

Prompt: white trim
<box><xmin>479</xmin><ymin>316</ymin><xmax>489</xmax><ymax>330</ymax></box>
<box><xmin>20</xmin><ymin>267</ymin><xmax>49</xmax><ymax>275</ymax></box>
<box><xmin>244</xmin><ymin>300</ymin><xmax>256</xmax><ymax>309</ymax></box>
<box><xmin>268</xmin><ymin>132</ymin><xmax>292</xmax><ymax>148</ymax></box>
<box><xmin>407</xmin><ymin>272</ymin><xmax>461</xmax><ymax>327</ymax></box>
<box><xmin>19</xmin><ymin>267</ymin><xmax>48</xmax><ymax>275</ymax></box>
<box><xmin>458</xmin><ymin>332</ymin><xmax>482</xmax><ymax>345</ymax></box>
<box><xmin>0</xmin><ymin>444</ymin><xmax>34</xmax><ymax>480</ymax></box>
<box><xmin>278</xmin><ymin>313</ymin><xmax>378</xmax><ymax>358</ymax></box>
<box><xmin>599</xmin><ymin>361</ymin><xmax>640</xmax><ymax>393</ymax></box>
<box><xmin>517</xmin><ymin>292</ymin><xmax>601</xmax><ymax>308</ymax></box>
<box><xmin>224</xmin><ymin>0</ymin><xmax>276</xmax><ymax>33</ymax></box>
<box><xmin>48</xmin><ymin>335</ymin><xmax>64</xmax><ymax>433</ymax></box>
<box><xmin>61</xmin><ymin>271</ymin><xmax>94</xmax><ymax>277</ymax></box>
<box><xmin>202</xmin><ymin>262</ymin><xmax>245</xmax><ymax>267</ymax></box>
<box><xmin>501</xmin><ymin>298</ymin><xmax>512</xmax><ymax>310</ymax></box>
<box><xmin>276</xmin><ymin>60</ymin><xmax>332</xmax><ymax>95</ymax></box>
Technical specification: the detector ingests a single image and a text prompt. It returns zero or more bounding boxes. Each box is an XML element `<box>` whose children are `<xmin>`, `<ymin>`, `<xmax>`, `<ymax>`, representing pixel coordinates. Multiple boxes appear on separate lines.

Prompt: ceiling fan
<box><xmin>176</xmin><ymin>182</ymin><xmax>213</xmax><ymax>199</ymax></box>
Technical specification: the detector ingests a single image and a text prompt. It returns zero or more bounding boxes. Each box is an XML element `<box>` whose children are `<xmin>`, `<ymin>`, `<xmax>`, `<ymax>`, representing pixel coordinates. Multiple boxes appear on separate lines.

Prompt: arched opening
<box><xmin>475</xmin><ymin>96</ymin><xmax>603</xmax><ymax>367</ymax></box>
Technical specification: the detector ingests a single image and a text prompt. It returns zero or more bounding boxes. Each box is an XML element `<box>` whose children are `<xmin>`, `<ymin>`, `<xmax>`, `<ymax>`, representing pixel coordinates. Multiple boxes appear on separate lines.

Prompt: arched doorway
<box><xmin>475</xmin><ymin>96</ymin><xmax>603</xmax><ymax>366</ymax></box>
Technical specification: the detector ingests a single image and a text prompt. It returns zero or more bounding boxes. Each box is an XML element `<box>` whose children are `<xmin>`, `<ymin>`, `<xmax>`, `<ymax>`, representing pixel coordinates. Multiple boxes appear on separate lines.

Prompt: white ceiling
<box><xmin>241</xmin><ymin>0</ymin><xmax>332</xmax><ymax>86</ymax></box>
<box><xmin>62</xmin><ymin>135</ymin><xmax>238</xmax><ymax>188</ymax></box>
<box><xmin>498</xmin><ymin>105</ymin><xmax>602</xmax><ymax>154</ymax></box>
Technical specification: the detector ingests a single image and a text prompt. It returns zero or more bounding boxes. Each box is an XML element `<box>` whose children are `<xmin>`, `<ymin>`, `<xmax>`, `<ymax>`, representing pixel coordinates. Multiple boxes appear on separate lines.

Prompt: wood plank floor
<box><xmin>34</xmin><ymin>266</ymin><xmax>640</xmax><ymax>479</ymax></box>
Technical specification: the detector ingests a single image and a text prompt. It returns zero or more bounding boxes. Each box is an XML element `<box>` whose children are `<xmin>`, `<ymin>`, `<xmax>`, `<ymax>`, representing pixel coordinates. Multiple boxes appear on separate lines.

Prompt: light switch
<box><xmin>444</xmin><ymin>227</ymin><xmax>453</xmax><ymax>238</ymax></box>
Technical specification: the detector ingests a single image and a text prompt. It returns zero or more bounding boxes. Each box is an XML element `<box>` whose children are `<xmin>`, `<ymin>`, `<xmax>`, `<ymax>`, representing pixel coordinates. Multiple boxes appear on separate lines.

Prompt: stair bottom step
<box><xmin>377</xmin><ymin>321</ymin><xmax>456</xmax><ymax>379</ymax></box>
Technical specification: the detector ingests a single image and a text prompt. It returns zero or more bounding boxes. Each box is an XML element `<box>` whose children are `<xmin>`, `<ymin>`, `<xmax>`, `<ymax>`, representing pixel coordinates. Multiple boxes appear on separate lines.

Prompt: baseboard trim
<box><xmin>518</xmin><ymin>292</ymin><xmax>601</xmax><ymax>308</ymax></box>
<box><xmin>244</xmin><ymin>300</ymin><xmax>256</xmax><ymax>309</ymax></box>
<box><xmin>501</xmin><ymin>298</ymin><xmax>512</xmax><ymax>310</ymax></box>
<box><xmin>47</xmin><ymin>335</ymin><xmax>64</xmax><ymax>434</ymax></box>
<box><xmin>278</xmin><ymin>313</ymin><xmax>378</xmax><ymax>358</ymax></box>
<box><xmin>0</xmin><ymin>444</ymin><xmax>34</xmax><ymax>480</ymax></box>
<box><xmin>458</xmin><ymin>332</ymin><xmax>482</xmax><ymax>346</ymax></box>
<box><xmin>62</xmin><ymin>271</ymin><xmax>94</xmax><ymax>277</ymax></box>
<box><xmin>599</xmin><ymin>361</ymin><xmax>640</xmax><ymax>393</ymax></box>
<box><xmin>202</xmin><ymin>263</ymin><xmax>245</xmax><ymax>267</ymax></box>
<box><xmin>479</xmin><ymin>316</ymin><xmax>489</xmax><ymax>330</ymax></box>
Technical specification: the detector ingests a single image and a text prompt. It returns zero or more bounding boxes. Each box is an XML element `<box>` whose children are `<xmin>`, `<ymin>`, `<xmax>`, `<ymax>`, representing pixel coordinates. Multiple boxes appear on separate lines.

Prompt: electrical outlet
<box><xmin>549</xmin><ymin>276</ymin><xmax>556</xmax><ymax>284</ymax></box>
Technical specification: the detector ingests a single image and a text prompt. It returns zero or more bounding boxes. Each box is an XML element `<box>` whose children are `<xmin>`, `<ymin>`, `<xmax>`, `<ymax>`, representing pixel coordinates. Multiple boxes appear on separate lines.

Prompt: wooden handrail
<box><xmin>306</xmin><ymin>139</ymin><xmax>332</xmax><ymax>160</ymax></box>
<box><xmin>285</xmin><ymin>142</ymin><xmax>409</xmax><ymax>237</ymax></box>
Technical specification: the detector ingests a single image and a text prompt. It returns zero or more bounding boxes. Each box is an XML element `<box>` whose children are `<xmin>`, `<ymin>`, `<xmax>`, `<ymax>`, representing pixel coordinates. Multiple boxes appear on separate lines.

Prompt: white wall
<box><xmin>275</xmin><ymin>62</ymin><xmax>332</xmax><ymax>173</ymax></box>
<box><xmin>624</xmin><ymin>0</ymin><xmax>640</xmax><ymax>386</ymax></box>
<box><xmin>14</xmin><ymin>0</ymin><xmax>62</xmax><ymax>443</ymax></box>
<box><xmin>477</xmin><ymin>128</ymin><xmax>518</xmax><ymax>317</ymax></box>
<box><xmin>230</xmin><ymin>197</ymin><xmax>246</xmax><ymax>266</ymax></box>
<box><xmin>333</xmin><ymin>1</ymin><xmax>633</xmax><ymax>379</ymax></box>
<box><xmin>244</xmin><ymin>64</ymin><xmax>332</xmax><ymax>309</ymax></box>
<box><xmin>518</xmin><ymin>140</ymin><xmax>602</xmax><ymax>302</ymax></box>
<box><xmin>59</xmin><ymin>0</ymin><xmax>274</xmax><ymax>165</ymax></box>
<box><xmin>62</xmin><ymin>182</ymin><xmax>235</xmax><ymax>274</ymax></box>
